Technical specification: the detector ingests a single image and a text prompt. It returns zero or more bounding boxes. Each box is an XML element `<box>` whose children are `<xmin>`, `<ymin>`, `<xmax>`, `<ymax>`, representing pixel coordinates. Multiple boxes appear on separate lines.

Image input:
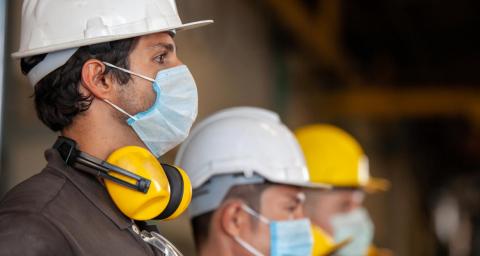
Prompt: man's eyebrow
<box><xmin>281</xmin><ymin>196</ymin><xmax>299</xmax><ymax>206</ymax></box>
<box><xmin>148</xmin><ymin>42</ymin><xmax>175</xmax><ymax>52</ymax></box>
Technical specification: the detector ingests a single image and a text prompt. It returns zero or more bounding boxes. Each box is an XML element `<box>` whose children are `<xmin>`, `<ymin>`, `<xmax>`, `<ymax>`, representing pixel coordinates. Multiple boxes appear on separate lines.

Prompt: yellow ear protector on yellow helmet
<box><xmin>53</xmin><ymin>136</ymin><xmax>192</xmax><ymax>221</ymax></box>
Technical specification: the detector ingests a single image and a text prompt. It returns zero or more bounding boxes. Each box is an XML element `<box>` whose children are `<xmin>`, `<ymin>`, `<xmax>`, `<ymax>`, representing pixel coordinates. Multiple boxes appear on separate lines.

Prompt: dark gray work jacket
<box><xmin>0</xmin><ymin>149</ymin><xmax>163</xmax><ymax>256</ymax></box>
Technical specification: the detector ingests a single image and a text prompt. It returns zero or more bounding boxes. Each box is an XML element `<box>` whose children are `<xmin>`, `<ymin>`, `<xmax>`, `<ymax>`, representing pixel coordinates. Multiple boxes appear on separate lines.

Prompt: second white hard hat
<box><xmin>175</xmin><ymin>107</ymin><xmax>330</xmax><ymax>189</ymax></box>
<box><xmin>176</xmin><ymin>107</ymin><xmax>330</xmax><ymax>217</ymax></box>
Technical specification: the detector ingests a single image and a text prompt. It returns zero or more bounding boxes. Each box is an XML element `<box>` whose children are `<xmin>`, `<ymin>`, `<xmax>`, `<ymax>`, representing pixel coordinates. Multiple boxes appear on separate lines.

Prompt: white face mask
<box><xmin>103</xmin><ymin>62</ymin><xmax>198</xmax><ymax>157</ymax></box>
<box><xmin>331</xmin><ymin>207</ymin><xmax>374</xmax><ymax>256</ymax></box>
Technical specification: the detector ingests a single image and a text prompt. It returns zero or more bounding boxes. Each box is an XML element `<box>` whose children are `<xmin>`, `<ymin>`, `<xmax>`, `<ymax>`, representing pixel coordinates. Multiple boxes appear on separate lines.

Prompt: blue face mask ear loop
<box><xmin>103</xmin><ymin>99</ymin><xmax>136</xmax><ymax>120</ymax></box>
<box><xmin>233</xmin><ymin>236</ymin><xmax>265</xmax><ymax>256</ymax></box>
<box><xmin>230</xmin><ymin>204</ymin><xmax>270</xmax><ymax>256</ymax></box>
<box><xmin>242</xmin><ymin>204</ymin><xmax>308</xmax><ymax>256</ymax></box>
<box><xmin>240</xmin><ymin>205</ymin><xmax>276</xmax><ymax>256</ymax></box>
<box><xmin>241</xmin><ymin>204</ymin><xmax>270</xmax><ymax>224</ymax></box>
<box><xmin>101</xmin><ymin>62</ymin><xmax>156</xmax><ymax>121</ymax></box>
<box><xmin>102</xmin><ymin>62</ymin><xmax>155</xmax><ymax>82</ymax></box>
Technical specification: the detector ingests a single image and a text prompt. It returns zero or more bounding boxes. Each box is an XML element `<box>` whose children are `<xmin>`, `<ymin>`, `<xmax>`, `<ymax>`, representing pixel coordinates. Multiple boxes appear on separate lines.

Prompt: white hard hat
<box><xmin>175</xmin><ymin>107</ymin><xmax>330</xmax><ymax>189</ymax></box>
<box><xmin>13</xmin><ymin>0</ymin><xmax>212</xmax><ymax>58</ymax></box>
<box><xmin>13</xmin><ymin>0</ymin><xmax>212</xmax><ymax>85</ymax></box>
<box><xmin>176</xmin><ymin>107</ymin><xmax>330</xmax><ymax>218</ymax></box>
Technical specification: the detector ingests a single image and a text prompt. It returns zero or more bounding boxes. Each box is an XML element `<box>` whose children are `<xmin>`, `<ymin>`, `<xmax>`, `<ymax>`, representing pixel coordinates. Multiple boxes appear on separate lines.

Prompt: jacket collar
<box><xmin>44</xmin><ymin>148</ymin><xmax>132</xmax><ymax>230</ymax></box>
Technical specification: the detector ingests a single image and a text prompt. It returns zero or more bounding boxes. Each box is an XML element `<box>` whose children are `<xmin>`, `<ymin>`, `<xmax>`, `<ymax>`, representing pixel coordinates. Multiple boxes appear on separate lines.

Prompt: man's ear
<box><xmin>80</xmin><ymin>59</ymin><xmax>115</xmax><ymax>99</ymax></box>
<box><xmin>219</xmin><ymin>200</ymin><xmax>250</xmax><ymax>237</ymax></box>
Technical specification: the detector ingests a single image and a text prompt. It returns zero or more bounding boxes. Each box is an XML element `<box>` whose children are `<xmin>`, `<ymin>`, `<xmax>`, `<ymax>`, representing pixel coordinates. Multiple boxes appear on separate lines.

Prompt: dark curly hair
<box><xmin>20</xmin><ymin>38</ymin><xmax>139</xmax><ymax>131</ymax></box>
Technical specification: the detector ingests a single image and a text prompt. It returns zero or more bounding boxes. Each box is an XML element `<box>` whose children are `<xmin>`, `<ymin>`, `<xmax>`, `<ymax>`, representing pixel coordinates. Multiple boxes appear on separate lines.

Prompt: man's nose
<box><xmin>169</xmin><ymin>57</ymin><xmax>183</xmax><ymax>68</ymax></box>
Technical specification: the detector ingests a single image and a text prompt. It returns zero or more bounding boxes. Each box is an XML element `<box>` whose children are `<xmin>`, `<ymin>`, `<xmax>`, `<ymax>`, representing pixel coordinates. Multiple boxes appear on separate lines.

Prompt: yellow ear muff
<box><xmin>158</xmin><ymin>164</ymin><xmax>192</xmax><ymax>220</ymax></box>
<box><xmin>104</xmin><ymin>146</ymin><xmax>192</xmax><ymax>221</ymax></box>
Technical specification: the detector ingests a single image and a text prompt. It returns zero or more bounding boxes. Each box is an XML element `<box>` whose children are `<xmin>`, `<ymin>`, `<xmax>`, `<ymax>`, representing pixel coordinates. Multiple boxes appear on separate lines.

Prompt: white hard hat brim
<box><xmin>12</xmin><ymin>20</ymin><xmax>213</xmax><ymax>59</ymax></box>
<box><xmin>270</xmin><ymin>179</ymin><xmax>332</xmax><ymax>190</ymax></box>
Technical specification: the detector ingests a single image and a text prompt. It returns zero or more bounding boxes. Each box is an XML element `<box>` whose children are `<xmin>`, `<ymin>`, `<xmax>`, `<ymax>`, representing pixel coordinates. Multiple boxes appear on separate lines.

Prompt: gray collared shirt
<box><xmin>0</xmin><ymin>149</ymin><xmax>163</xmax><ymax>256</ymax></box>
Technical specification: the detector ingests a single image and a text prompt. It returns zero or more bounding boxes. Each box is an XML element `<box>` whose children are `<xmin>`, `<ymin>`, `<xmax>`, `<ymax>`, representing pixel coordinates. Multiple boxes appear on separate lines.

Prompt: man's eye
<box><xmin>286</xmin><ymin>205</ymin><xmax>297</xmax><ymax>212</ymax></box>
<box><xmin>155</xmin><ymin>54</ymin><xmax>167</xmax><ymax>64</ymax></box>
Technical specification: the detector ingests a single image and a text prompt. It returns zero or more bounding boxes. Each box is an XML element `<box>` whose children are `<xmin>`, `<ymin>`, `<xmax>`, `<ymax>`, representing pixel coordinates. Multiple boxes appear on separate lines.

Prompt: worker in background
<box><xmin>0</xmin><ymin>0</ymin><xmax>212</xmax><ymax>255</ymax></box>
<box><xmin>175</xmin><ymin>107</ymin><xmax>332</xmax><ymax>256</ymax></box>
<box><xmin>296</xmin><ymin>124</ymin><xmax>393</xmax><ymax>256</ymax></box>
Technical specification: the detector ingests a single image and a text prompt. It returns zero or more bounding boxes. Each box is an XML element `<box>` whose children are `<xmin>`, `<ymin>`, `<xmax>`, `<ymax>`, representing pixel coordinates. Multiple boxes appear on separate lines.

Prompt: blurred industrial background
<box><xmin>1</xmin><ymin>0</ymin><xmax>480</xmax><ymax>255</ymax></box>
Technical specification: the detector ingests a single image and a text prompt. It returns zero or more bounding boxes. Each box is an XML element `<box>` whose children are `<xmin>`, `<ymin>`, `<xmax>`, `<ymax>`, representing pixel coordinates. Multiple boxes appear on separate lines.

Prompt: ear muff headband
<box><xmin>53</xmin><ymin>136</ymin><xmax>151</xmax><ymax>193</ymax></box>
<box><xmin>156</xmin><ymin>164</ymin><xmax>184</xmax><ymax>219</ymax></box>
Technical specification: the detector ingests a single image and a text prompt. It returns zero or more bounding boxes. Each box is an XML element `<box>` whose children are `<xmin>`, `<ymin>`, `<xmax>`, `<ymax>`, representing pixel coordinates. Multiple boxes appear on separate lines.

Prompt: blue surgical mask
<box><xmin>234</xmin><ymin>204</ymin><xmax>313</xmax><ymax>256</ymax></box>
<box><xmin>331</xmin><ymin>207</ymin><xmax>374</xmax><ymax>256</ymax></box>
<box><xmin>102</xmin><ymin>63</ymin><xmax>198</xmax><ymax>157</ymax></box>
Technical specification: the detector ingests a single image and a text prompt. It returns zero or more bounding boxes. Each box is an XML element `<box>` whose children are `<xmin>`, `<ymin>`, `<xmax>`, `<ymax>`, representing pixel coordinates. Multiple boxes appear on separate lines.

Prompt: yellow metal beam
<box><xmin>305</xmin><ymin>87</ymin><xmax>480</xmax><ymax>122</ymax></box>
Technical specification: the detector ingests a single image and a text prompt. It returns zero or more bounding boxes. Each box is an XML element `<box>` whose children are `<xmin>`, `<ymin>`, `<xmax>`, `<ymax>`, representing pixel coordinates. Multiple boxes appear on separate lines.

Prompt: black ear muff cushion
<box><xmin>156</xmin><ymin>164</ymin><xmax>184</xmax><ymax>219</ymax></box>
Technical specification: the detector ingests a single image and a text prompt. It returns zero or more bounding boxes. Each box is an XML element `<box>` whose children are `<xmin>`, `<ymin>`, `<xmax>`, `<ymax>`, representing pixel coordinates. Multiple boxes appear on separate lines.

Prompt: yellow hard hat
<box><xmin>295</xmin><ymin>125</ymin><xmax>389</xmax><ymax>192</ymax></box>
<box><xmin>311</xmin><ymin>225</ymin><xmax>351</xmax><ymax>256</ymax></box>
<box><xmin>105</xmin><ymin>146</ymin><xmax>192</xmax><ymax>220</ymax></box>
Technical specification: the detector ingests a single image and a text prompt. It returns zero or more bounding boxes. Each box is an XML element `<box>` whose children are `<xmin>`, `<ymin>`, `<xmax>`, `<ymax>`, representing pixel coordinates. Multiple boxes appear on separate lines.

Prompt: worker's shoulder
<box><xmin>0</xmin><ymin>166</ymin><xmax>68</xmax><ymax>215</ymax></box>
<box><xmin>0</xmin><ymin>208</ymin><xmax>72</xmax><ymax>255</ymax></box>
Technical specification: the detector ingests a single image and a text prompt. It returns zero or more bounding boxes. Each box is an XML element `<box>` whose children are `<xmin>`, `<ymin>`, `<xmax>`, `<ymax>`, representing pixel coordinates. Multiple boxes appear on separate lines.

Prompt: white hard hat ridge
<box><xmin>12</xmin><ymin>0</ymin><xmax>213</xmax><ymax>58</ymax></box>
<box><xmin>175</xmin><ymin>107</ymin><xmax>329</xmax><ymax>190</ymax></box>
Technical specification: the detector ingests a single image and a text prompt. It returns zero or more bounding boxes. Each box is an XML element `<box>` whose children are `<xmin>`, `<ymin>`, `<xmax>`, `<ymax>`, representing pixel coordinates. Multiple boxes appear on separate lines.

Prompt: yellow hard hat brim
<box><xmin>364</xmin><ymin>177</ymin><xmax>391</xmax><ymax>193</ymax></box>
<box><xmin>307</xmin><ymin>177</ymin><xmax>390</xmax><ymax>193</ymax></box>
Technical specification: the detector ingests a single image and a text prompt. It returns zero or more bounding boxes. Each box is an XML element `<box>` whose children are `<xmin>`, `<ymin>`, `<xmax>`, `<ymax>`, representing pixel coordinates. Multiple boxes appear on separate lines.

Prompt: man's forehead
<box><xmin>314</xmin><ymin>189</ymin><xmax>365</xmax><ymax>203</ymax></box>
<box><xmin>263</xmin><ymin>184</ymin><xmax>304</xmax><ymax>200</ymax></box>
<box><xmin>137</xmin><ymin>32</ymin><xmax>176</xmax><ymax>49</ymax></box>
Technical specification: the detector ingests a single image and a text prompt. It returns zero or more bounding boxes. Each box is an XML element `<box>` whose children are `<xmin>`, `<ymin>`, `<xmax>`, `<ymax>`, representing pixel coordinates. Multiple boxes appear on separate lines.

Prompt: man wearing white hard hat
<box><xmin>0</xmin><ymin>0</ymin><xmax>211</xmax><ymax>255</ymax></box>
<box><xmin>175</xmin><ymin>107</ymin><xmax>330</xmax><ymax>256</ymax></box>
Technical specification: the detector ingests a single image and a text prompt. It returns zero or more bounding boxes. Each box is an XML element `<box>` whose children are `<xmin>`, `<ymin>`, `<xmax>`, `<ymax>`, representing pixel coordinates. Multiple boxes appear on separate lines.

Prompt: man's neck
<box><xmin>198</xmin><ymin>236</ymin><xmax>236</xmax><ymax>256</ymax></box>
<box><xmin>62</xmin><ymin>103</ymin><xmax>145</xmax><ymax>160</ymax></box>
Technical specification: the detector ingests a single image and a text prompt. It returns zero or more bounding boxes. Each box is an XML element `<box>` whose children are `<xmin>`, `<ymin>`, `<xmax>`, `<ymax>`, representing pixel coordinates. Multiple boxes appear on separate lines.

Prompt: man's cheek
<box><xmin>132</xmin><ymin>86</ymin><xmax>156</xmax><ymax>113</ymax></box>
<box><xmin>144</xmin><ymin>87</ymin><xmax>157</xmax><ymax>110</ymax></box>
